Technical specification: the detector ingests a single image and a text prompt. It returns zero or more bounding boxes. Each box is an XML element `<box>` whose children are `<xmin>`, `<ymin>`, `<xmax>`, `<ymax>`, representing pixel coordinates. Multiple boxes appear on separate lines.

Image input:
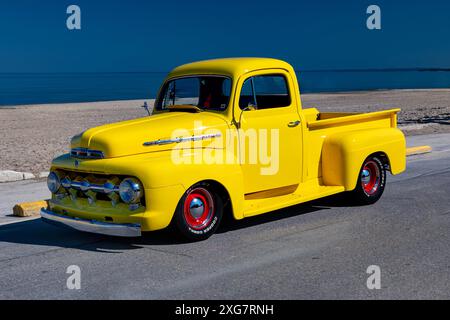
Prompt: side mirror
<box><xmin>235</xmin><ymin>102</ymin><xmax>256</xmax><ymax>129</ymax></box>
<box><xmin>246</xmin><ymin>102</ymin><xmax>257</xmax><ymax>111</ymax></box>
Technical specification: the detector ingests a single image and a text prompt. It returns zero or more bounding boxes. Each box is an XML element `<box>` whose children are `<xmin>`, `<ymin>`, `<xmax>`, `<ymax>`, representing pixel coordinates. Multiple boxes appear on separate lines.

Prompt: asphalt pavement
<box><xmin>0</xmin><ymin>133</ymin><xmax>449</xmax><ymax>299</ymax></box>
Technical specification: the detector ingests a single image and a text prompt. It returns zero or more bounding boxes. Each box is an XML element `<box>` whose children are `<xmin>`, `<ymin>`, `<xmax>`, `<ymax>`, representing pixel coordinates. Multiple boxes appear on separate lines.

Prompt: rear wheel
<box><xmin>173</xmin><ymin>182</ymin><xmax>223</xmax><ymax>241</ymax></box>
<box><xmin>350</xmin><ymin>156</ymin><xmax>386</xmax><ymax>204</ymax></box>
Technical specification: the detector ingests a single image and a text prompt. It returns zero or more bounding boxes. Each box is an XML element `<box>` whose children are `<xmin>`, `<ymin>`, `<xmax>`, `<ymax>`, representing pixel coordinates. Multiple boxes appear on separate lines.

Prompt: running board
<box><xmin>244</xmin><ymin>184</ymin><xmax>299</xmax><ymax>200</ymax></box>
<box><xmin>243</xmin><ymin>184</ymin><xmax>345</xmax><ymax>218</ymax></box>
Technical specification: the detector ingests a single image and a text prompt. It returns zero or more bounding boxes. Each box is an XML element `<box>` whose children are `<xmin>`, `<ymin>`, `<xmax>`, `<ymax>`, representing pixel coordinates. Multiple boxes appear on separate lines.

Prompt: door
<box><xmin>236</xmin><ymin>70</ymin><xmax>302</xmax><ymax>194</ymax></box>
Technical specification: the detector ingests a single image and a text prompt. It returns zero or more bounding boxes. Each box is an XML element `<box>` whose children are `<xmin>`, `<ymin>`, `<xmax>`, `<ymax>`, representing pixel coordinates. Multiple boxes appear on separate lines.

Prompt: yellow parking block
<box><xmin>406</xmin><ymin>145</ymin><xmax>432</xmax><ymax>156</ymax></box>
<box><xmin>13</xmin><ymin>200</ymin><xmax>48</xmax><ymax>217</ymax></box>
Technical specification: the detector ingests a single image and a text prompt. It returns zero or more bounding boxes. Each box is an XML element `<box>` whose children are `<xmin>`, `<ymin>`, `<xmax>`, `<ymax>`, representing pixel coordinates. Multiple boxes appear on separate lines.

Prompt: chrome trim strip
<box><xmin>40</xmin><ymin>208</ymin><xmax>141</xmax><ymax>237</ymax></box>
<box><xmin>70</xmin><ymin>148</ymin><xmax>105</xmax><ymax>159</ymax></box>
<box><xmin>143</xmin><ymin>133</ymin><xmax>221</xmax><ymax>146</ymax></box>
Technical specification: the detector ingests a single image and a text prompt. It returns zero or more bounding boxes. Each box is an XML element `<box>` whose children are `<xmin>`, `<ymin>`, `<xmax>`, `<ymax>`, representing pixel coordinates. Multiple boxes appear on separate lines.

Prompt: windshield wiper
<box><xmin>168</xmin><ymin>105</ymin><xmax>202</xmax><ymax>113</ymax></box>
<box><xmin>141</xmin><ymin>101</ymin><xmax>151</xmax><ymax>116</ymax></box>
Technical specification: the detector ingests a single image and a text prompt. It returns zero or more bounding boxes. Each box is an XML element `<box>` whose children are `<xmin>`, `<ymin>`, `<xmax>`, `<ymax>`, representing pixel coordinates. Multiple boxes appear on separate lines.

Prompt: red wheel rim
<box><xmin>183</xmin><ymin>187</ymin><xmax>215</xmax><ymax>230</ymax></box>
<box><xmin>361</xmin><ymin>160</ymin><xmax>381</xmax><ymax>195</ymax></box>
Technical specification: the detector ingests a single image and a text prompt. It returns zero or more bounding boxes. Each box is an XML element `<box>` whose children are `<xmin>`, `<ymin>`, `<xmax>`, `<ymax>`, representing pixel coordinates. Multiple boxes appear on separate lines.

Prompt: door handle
<box><xmin>288</xmin><ymin>120</ymin><xmax>300</xmax><ymax>127</ymax></box>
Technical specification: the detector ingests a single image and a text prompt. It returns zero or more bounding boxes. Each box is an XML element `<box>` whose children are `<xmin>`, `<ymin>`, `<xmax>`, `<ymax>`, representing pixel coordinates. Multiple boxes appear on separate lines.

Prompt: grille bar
<box><xmin>62</xmin><ymin>179</ymin><xmax>119</xmax><ymax>194</ymax></box>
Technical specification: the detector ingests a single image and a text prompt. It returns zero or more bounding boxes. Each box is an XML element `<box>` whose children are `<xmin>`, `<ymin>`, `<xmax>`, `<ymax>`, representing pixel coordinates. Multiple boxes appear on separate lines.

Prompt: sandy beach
<box><xmin>1</xmin><ymin>89</ymin><xmax>449</xmax><ymax>175</ymax></box>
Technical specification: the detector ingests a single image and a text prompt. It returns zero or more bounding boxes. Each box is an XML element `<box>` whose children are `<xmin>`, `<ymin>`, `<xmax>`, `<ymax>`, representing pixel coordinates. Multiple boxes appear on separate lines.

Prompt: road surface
<box><xmin>0</xmin><ymin>133</ymin><xmax>449</xmax><ymax>299</ymax></box>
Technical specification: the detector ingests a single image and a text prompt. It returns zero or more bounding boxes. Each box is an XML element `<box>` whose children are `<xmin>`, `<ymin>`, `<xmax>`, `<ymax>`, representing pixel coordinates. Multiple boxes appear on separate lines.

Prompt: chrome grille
<box><xmin>61</xmin><ymin>177</ymin><xmax>119</xmax><ymax>194</ymax></box>
<box><xmin>70</xmin><ymin>148</ymin><xmax>104</xmax><ymax>159</ymax></box>
<box><xmin>52</xmin><ymin>170</ymin><xmax>145</xmax><ymax>209</ymax></box>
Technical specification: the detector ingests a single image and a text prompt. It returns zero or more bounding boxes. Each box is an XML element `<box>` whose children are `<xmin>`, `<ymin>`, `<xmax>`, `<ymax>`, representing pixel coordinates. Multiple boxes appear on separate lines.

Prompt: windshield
<box><xmin>156</xmin><ymin>76</ymin><xmax>231</xmax><ymax>111</ymax></box>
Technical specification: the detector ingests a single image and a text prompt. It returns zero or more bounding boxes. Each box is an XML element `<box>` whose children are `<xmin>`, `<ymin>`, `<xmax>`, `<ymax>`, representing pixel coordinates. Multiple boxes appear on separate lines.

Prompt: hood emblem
<box><xmin>74</xmin><ymin>160</ymin><xmax>79</xmax><ymax>168</ymax></box>
<box><xmin>143</xmin><ymin>133</ymin><xmax>221</xmax><ymax>146</ymax></box>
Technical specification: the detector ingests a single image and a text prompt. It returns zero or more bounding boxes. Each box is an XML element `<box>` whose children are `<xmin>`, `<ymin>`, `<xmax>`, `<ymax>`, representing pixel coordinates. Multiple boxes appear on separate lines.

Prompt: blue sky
<box><xmin>1</xmin><ymin>0</ymin><xmax>449</xmax><ymax>72</ymax></box>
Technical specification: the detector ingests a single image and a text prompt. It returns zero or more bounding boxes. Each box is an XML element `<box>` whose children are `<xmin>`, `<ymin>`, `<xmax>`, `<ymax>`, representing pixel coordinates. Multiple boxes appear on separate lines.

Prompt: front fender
<box><xmin>52</xmin><ymin>149</ymin><xmax>246</xmax><ymax>220</ymax></box>
<box><xmin>132</xmin><ymin>150</ymin><xmax>246</xmax><ymax>220</ymax></box>
<box><xmin>322</xmin><ymin>128</ymin><xmax>406</xmax><ymax>190</ymax></box>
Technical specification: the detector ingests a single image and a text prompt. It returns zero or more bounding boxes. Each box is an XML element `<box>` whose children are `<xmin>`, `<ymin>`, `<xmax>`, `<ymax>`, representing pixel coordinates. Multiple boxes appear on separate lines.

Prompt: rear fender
<box><xmin>322</xmin><ymin>128</ymin><xmax>406</xmax><ymax>190</ymax></box>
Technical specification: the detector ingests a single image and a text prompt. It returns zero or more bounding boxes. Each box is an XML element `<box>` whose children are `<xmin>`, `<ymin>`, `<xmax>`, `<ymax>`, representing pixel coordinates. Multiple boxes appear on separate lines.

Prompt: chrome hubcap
<box><xmin>183</xmin><ymin>187</ymin><xmax>215</xmax><ymax>231</ymax></box>
<box><xmin>361</xmin><ymin>160</ymin><xmax>381</xmax><ymax>195</ymax></box>
<box><xmin>189</xmin><ymin>197</ymin><xmax>205</xmax><ymax>219</ymax></box>
<box><xmin>361</xmin><ymin>169</ymin><xmax>371</xmax><ymax>184</ymax></box>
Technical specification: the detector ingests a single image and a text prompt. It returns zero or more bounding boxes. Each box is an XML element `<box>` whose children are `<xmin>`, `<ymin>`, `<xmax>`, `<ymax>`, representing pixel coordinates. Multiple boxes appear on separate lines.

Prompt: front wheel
<box><xmin>350</xmin><ymin>156</ymin><xmax>386</xmax><ymax>204</ymax></box>
<box><xmin>173</xmin><ymin>182</ymin><xmax>223</xmax><ymax>241</ymax></box>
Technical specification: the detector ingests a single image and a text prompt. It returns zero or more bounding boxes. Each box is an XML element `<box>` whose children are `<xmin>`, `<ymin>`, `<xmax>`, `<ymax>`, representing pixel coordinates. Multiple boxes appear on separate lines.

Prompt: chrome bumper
<box><xmin>40</xmin><ymin>208</ymin><xmax>141</xmax><ymax>237</ymax></box>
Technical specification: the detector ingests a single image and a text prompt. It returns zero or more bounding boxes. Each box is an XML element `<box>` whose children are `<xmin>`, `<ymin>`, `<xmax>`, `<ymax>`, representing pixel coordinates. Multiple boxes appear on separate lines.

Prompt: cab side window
<box><xmin>239</xmin><ymin>74</ymin><xmax>291</xmax><ymax>110</ymax></box>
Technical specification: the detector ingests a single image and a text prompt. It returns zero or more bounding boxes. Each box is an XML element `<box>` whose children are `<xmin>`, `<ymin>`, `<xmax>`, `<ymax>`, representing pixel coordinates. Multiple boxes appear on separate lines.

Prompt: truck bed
<box><xmin>303</xmin><ymin>108</ymin><xmax>400</xmax><ymax>130</ymax></box>
<box><xmin>301</xmin><ymin>107</ymin><xmax>401</xmax><ymax>183</ymax></box>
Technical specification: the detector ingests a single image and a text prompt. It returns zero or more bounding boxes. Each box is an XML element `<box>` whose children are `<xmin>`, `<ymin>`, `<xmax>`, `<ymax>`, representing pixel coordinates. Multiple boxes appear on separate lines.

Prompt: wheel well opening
<box><xmin>370</xmin><ymin>152</ymin><xmax>391</xmax><ymax>172</ymax></box>
<box><xmin>203</xmin><ymin>180</ymin><xmax>233</xmax><ymax>219</ymax></box>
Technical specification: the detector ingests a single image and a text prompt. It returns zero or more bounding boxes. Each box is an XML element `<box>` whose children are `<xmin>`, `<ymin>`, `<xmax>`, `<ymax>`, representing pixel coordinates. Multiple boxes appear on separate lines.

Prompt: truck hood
<box><xmin>70</xmin><ymin>112</ymin><xmax>229</xmax><ymax>158</ymax></box>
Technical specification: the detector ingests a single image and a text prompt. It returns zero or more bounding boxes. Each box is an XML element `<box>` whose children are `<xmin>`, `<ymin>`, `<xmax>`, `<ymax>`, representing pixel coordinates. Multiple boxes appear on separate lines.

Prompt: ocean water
<box><xmin>0</xmin><ymin>70</ymin><xmax>449</xmax><ymax>106</ymax></box>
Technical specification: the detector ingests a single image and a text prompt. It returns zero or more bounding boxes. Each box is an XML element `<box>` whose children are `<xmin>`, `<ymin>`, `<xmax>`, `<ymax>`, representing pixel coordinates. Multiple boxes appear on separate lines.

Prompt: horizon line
<box><xmin>1</xmin><ymin>67</ymin><xmax>450</xmax><ymax>74</ymax></box>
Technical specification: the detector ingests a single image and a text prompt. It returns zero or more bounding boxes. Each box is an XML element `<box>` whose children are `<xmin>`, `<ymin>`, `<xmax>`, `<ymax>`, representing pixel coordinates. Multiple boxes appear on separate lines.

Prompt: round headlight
<box><xmin>119</xmin><ymin>178</ymin><xmax>142</xmax><ymax>204</ymax></box>
<box><xmin>47</xmin><ymin>171</ymin><xmax>62</xmax><ymax>193</ymax></box>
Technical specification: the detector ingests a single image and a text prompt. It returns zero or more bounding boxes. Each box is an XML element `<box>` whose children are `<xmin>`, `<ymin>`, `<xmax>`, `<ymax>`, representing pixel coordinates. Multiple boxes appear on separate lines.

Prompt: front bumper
<box><xmin>40</xmin><ymin>208</ymin><xmax>141</xmax><ymax>237</ymax></box>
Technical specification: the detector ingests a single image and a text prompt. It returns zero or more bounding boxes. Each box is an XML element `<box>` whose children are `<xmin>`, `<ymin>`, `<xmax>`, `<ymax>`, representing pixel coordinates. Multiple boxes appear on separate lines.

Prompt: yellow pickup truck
<box><xmin>41</xmin><ymin>58</ymin><xmax>406</xmax><ymax>240</ymax></box>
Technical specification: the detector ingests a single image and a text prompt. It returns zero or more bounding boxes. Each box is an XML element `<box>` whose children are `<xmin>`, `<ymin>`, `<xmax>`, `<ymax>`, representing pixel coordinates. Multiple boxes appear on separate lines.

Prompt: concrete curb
<box><xmin>38</xmin><ymin>172</ymin><xmax>49</xmax><ymax>178</ymax></box>
<box><xmin>406</xmin><ymin>145</ymin><xmax>432</xmax><ymax>156</ymax></box>
<box><xmin>12</xmin><ymin>200</ymin><xmax>48</xmax><ymax>217</ymax></box>
<box><xmin>0</xmin><ymin>171</ymin><xmax>49</xmax><ymax>183</ymax></box>
<box><xmin>0</xmin><ymin>170</ymin><xmax>36</xmax><ymax>183</ymax></box>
